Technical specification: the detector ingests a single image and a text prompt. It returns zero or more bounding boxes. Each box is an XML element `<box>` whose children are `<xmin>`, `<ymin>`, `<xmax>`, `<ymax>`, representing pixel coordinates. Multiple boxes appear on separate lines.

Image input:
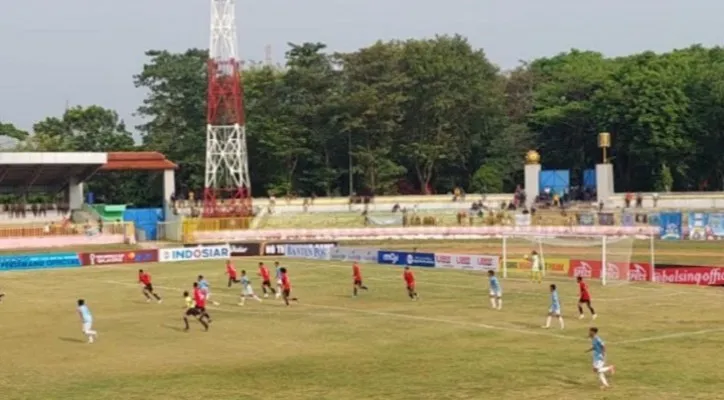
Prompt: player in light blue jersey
<box><xmin>197</xmin><ymin>275</ymin><xmax>220</xmax><ymax>306</ymax></box>
<box><xmin>76</xmin><ymin>299</ymin><xmax>98</xmax><ymax>343</ymax></box>
<box><xmin>543</xmin><ymin>284</ymin><xmax>564</xmax><ymax>329</ymax></box>
<box><xmin>274</xmin><ymin>261</ymin><xmax>283</xmax><ymax>299</ymax></box>
<box><xmin>238</xmin><ymin>270</ymin><xmax>262</xmax><ymax>306</ymax></box>
<box><xmin>487</xmin><ymin>270</ymin><xmax>502</xmax><ymax>310</ymax></box>
<box><xmin>587</xmin><ymin>327</ymin><xmax>615</xmax><ymax>389</ymax></box>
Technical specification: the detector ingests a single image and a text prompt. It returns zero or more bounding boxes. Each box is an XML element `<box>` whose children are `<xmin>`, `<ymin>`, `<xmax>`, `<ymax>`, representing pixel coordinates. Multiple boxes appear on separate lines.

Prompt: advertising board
<box><xmin>330</xmin><ymin>247</ymin><xmax>379</xmax><ymax>263</ymax></box>
<box><xmin>434</xmin><ymin>253</ymin><xmax>499</xmax><ymax>271</ymax></box>
<box><xmin>377</xmin><ymin>251</ymin><xmax>435</xmax><ymax>267</ymax></box>
<box><xmin>262</xmin><ymin>242</ymin><xmax>338</xmax><ymax>256</ymax></box>
<box><xmin>79</xmin><ymin>249</ymin><xmax>158</xmax><ymax>266</ymax></box>
<box><xmin>159</xmin><ymin>245</ymin><xmax>230</xmax><ymax>263</ymax></box>
<box><xmin>0</xmin><ymin>252</ymin><xmax>81</xmax><ymax>271</ymax></box>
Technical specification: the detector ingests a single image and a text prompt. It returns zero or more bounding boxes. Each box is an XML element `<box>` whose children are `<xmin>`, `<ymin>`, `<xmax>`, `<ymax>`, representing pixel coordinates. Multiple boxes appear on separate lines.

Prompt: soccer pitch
<box><xmin>2</xmin><ymin>256</ymin><xmax>724</xmax><ymax>399</ymax></box>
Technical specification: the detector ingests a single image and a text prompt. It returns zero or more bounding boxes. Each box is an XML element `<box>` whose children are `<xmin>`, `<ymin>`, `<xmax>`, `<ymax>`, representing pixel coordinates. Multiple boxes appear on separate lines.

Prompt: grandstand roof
<box><xmin>100</xmin><ymin>152</ymin><xmax>177</xmax><ymax>171</ymax></box>
<box><xmin>0</xmin><ymin>152</ymin><xmax>107</xmax><ymax>194</ymax></box>
<box><xmin>0</xmin><ymin>151</ymin><xmax>177</xmax><ymax>194</ymax></box>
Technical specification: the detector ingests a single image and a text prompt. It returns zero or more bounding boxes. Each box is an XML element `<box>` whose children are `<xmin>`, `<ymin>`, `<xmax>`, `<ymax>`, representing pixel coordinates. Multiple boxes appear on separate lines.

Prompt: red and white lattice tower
<box><xmin>203</xmin><ymin>0</ymin><xmax>251</xmax><ymax>218</ymax></box>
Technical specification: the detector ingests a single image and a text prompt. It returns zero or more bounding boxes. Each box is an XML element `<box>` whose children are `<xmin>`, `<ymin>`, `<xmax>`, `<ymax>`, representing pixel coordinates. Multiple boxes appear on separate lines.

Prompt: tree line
<box><xmin>3</xmin><ymin>36</ymin><xmax>724</xmax><ymax>205</ymax></box>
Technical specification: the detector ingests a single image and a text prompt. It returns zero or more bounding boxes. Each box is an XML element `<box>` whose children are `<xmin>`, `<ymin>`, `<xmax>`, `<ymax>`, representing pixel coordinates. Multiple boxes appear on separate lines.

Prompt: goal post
<box><xmin>500</xmin><ymin>233</ymin><xmax>656</xmax><ymax>285</ymax></box>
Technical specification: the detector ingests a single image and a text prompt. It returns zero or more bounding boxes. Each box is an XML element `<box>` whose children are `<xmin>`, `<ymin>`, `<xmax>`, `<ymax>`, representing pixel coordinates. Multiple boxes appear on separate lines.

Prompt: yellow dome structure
<box><xmin>525</xmin><ymin>150</ymin><xmax>540</xmax><ymax>165</ymax></box>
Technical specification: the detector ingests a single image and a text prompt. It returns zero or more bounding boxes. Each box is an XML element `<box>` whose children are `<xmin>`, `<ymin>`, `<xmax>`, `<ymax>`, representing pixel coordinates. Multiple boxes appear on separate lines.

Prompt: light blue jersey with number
<box><xmin>199</xmin><ymin>279</ymin><xmax>210</xmax><ymax>291</ymax></box>
<box><xmin>592</xmin><ymin>335</ymin><xmax>605</xmax><ymax>362</ymax></box>
<box><xmin>551</xmin><ymin>290</ymin><xmax>560</xmax><ymax>309</ymax></box>
<box><xmin>78</xmin><ymin>305</ymin><xmax>92</xmax><ymax>323</ymax></box>
<box><xmin>241</xmin><ymin>275</ymin><xmax>251</xmax><ymax>288</ymax></box>
<box><xmin>275</xmin><ymin>267</ymin><xmax>282</xmax><ymax>279</ymax></box>
<box><xmin>489</xmin><ymin>276</ymin><xmax>500</xmax><ymax>291</ymax></box>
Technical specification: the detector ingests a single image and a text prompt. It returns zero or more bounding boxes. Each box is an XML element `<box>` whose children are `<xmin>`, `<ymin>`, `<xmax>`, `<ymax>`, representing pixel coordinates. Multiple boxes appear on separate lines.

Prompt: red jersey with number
<box><xmin>259</xmin><ymin>265</ymin><xmax>270</xmax><ymax>281</ymax></box>
<box><xmin>193</xmin><ymin>288</ymin><xmax>206</xmax><ymax>308</ymax></box>
<box><xmin>403</xmin><ymin>270</ymin><xmax>415</xmax><ymax>286</ymax></box>
<box><xmin>226</xmin><ymin>263</ymin><xmax>237</xmax><ymax>279</ymax></box>
<box><xmin>281</xmin><ymin>273</ymin><xmax>291</xmax><ymax>290</ymax></box>
<box><xmin>579</xmin><ymin>281</ymin><xmax>591</xmax><ymax>300</ymax></box>
<box><xmin>138</xmin><ymin>272</ymin><xmax>151</xmax><ymax>285</ymax></box>
<box><xmin>353</xmin><ymin>263</ymin><xmax>362</xmax><ymax>280</ymax></box>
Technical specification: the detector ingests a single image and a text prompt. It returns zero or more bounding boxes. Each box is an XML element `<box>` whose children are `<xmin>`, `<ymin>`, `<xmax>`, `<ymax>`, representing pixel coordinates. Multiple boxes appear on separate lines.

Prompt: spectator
<box><xmin>636</xmin><ymin>193</ymin><xmax>643</xmax><ymax>208</ymax></box>
<box><xmin>625</xmin><ymin>192</ymin><xmax>633</xmax><ymax>208</ymax></box>
<box><xmin>652</xmin><ymin>193</ymin><xmax>659</xmax><ymax>208</ymax></box>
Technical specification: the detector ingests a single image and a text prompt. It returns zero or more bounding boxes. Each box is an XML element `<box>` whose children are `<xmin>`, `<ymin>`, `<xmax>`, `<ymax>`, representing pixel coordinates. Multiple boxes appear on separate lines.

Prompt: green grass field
<box><xmin>2</xmin><ymin>252</ymin><xmax>724</xmax><ymax>400</ymax></box>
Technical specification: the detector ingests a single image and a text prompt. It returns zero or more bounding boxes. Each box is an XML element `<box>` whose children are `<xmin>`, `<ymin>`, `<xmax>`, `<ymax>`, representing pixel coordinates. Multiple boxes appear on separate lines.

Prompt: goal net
<box><xmin>499</xmin><ymin>234</ymin><xmax>655</xmax><ymax>285</ymax></box>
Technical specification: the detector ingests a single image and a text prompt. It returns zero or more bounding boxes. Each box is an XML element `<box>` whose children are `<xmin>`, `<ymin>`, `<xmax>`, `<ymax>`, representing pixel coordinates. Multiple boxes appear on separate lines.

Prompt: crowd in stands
<box><xmin>0</xmin><ymin>203</ymin><xmax>71</xmax><ymax>219</ymax></box>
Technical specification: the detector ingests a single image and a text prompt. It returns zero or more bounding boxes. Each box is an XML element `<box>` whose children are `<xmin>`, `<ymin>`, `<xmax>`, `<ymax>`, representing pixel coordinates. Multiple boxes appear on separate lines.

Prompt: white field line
<box><xmin>103</xmin><ymin>279</ymin><xmax>582</xmax><ymax>341</ymax></box>
<box><xmin>611</xmin><ymin>328</ymin><xmax>724</xmax><ymax>345</ymax></box>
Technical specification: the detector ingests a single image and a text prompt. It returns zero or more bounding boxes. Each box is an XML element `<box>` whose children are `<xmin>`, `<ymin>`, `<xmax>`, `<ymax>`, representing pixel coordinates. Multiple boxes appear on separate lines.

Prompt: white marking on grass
<box><xmin>103</xmin><ymin>279</ymin><xmax>583</xmax><ymax>342</ymax></box>
<box><xmin>612</xmin><ymin>328</ymin><xmax>724</xmax><ymax>345</ymax></box>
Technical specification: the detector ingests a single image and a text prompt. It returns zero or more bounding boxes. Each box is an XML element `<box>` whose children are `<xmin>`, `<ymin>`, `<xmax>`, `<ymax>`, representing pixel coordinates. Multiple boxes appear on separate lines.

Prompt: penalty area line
<box><xmin>102</xmin><ymin>279</ymin><xmax>583</xmax><ymax>342</ymax></box>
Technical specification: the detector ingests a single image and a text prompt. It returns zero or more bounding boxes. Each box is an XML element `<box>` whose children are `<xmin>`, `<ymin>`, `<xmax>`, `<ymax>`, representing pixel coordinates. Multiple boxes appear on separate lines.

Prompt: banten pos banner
<box><xmin>284</xmin><ymin>244</ymin><xmax>332</xmax><ymax>260</ymax></box>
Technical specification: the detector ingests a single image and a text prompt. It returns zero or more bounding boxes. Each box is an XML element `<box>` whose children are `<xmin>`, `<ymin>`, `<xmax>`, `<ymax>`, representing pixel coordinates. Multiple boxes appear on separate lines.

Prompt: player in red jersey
<box><xmin>226</xmin><ymin>260</ymin><xmax>240</xmax><ymax>287</ymax></box>
<box><xmin>403</xmin><ymin>266</ymin><xmax>419</xmax><ymax>300</ymax></box>
<box><xmin>138</xmin><ymin>269</ymin><xmax>162</xmax><ymax>303</ymax></box>
<box><xmin>279</xmin><ymin>267</ymin><xmax>298</xmax><ymax>306</ymax></box>
<box><xmin>258</xmin><ymin>262</ymin><xmax>276</xmax><ymax>298</ymax></box>
<box><xmin>577</xmin><ymin>276</ymin><xmax>597</xmax><ymax>320</ymax></box>
<box><xmin>352</xmin><ymin>262</ymin><xmax>369</xmax><ymax>297</ymax></box>
<box><xmin>192</xmin><ymin>282</ymin><xmax>212</xmax><ymax>324</ymax></box>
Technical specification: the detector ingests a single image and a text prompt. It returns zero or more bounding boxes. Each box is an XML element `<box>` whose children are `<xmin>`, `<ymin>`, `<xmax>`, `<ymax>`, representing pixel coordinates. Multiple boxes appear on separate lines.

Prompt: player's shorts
<box><xmin>243</xmin><ymin>286</ymin><xmax>255</xmax><ymax>296</ymax></box>
<box><xmin>593</xmin><ymin>360</ymin><xmax>605</xmax><ymax>371</ymax></box>
<box><xmin>185</xmin><ymin>308</ymin><xmax>200</xmax><ymax>316</ymax></box>
<box><xmin>194</xmin><ymin>306</ymin><xmax>206</xmax><ymax>313</ymax></box>
<box><xmin>406</xmin><ymin>284</ymin><xmax>415</xmax><ymax>291</ymax></box>
<box><xmin>262</xmin><ymin>279</ymin><xmax>271</xmax><ymax>287</ymax></box>
<box><xmin>276</xmin><ymin>279</ymin><xmax>283</xmax><ymax>286</ymax></box>
<box><xmin>82</xmin><ymin>322</ymin><xmax>93</xmax><ymax>333</ymax></box>
<box><xmin>489</xmin><ymin>289</ymin><xmax>502</xmax><ymax>297</ymax></box>
<box><xmin>579</xmin><ymin>297</ymin><xmax>591</xmax><ymax>304</ymax></box>
<box><xmin>144</xmin><ymin>283</ymin><xmax>153</xmax><ymax>292</ymax></box>
<box><xmin>549</xmin><ymin>305</ymin><xmax>561</xmax><ymax>315</ymax></box>
<box><xmin>282</xmin><ymin>288</ymin><xmax>291</xmax><ymax>297</ymax></box>
<box><xmin>354</xmin><ymin>278</ymin><xmax>363</xmax><ymax>286</ymax></box>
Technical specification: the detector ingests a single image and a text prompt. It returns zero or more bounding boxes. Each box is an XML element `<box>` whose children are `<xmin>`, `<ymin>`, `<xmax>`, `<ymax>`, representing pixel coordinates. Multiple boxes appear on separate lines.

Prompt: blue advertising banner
<box><xmin>622</xmin><ymin>213</ymin><xmax>635</xmax><ymax>227</ymax></box>
<box><xmin>0</xmin><ymin>252</ymin><xmax>82</xmax><ymax>272</ymax></box>
<box><xmin>687</xmin><ymin>212</ymin><xmax>724</xmax><ymax>240</ymax></box>
<box><xmin>377</xmin><ymin>251</ymin><xmax>435</xmax><ymax>267</ymax></box>
<box><xmin>659</xmin><ymin>212</ymin><xmax>682</xmax><ymax>240</ymax></box>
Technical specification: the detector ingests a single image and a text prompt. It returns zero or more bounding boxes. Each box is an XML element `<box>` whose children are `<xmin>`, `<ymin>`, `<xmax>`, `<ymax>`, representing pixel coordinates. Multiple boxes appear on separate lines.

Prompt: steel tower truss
<box><xmin>203</xmin><ymin>0</ymin><xmax>251</xmax><ymax>218</ymax></box>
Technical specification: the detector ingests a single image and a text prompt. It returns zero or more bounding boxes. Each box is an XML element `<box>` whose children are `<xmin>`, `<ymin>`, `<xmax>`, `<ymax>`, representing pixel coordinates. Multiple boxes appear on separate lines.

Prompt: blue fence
<box><xmin>124</xmin><ymin>208</ymin><xmax>164</xmax><ymax>240</ymax></box>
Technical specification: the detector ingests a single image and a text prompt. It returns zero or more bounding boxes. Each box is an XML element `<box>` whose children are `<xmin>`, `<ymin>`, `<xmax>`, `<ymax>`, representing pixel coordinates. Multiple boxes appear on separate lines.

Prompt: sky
<box><xmin>1</xmin><ymin>0</ymin><xmax>723</xmax><ymax>141</ymax></box>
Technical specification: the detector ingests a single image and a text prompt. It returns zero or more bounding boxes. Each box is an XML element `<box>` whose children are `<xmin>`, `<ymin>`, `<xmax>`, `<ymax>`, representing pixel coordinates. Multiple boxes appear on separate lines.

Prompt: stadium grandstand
<box><xmin>0</xmin><ymin>151</ymin><xmax>176</xmax><ymax>249</ymax></box>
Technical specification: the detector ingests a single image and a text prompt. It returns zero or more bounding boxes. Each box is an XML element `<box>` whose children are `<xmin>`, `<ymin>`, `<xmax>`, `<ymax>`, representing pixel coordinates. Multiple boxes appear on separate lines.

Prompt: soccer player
<box><xmin>530</xmin><ymin>250</ymin><xmax>542</xmax><ymax>283</ymax></box>
<box><xmin>403</xmin><ymin>266</ymin><xmax>419</xmax><ymax>300</ymax></box>
<box><xmin>258</xmin><ymin>262</ymin><xmax>276</xmax><ymax>298</ymax></box>
<box><xmin>586</xmin><ymin>327</ymin><xmax>615</xmax><ymax>389</ymax></box>
<box><xmin>138</xmin><ymin>269</ymin><xmax>162</xmax><ymax>303</ymax></box>
<box><xmin>274</xmin><ymin>261</ymin><xmax>283</xmax><ymax>299</ymax></box>
<box><xmin>183</xmin><ymin>291</ymin><xmax>208</xmax><ymax>331</ymax></box>
<box><xmin>543</xmin><ymin>284</ymin><xmax>564</xmax><ymax>329</ymax></box>
<box><xmin>76</xmin><ymin>299</ymin><xmax>98</xmax><ymax>344</ymax></box>
<box><xmin>488</xmin><ymin>270</ymin><xmax>502</xmax><ymax>310</ymax></box>
<box><xmin>352</xmin><ymin>261</ymin><xmax>369</xmax><ymax>297</ymax></box>
<box><xmin>197</xmin><ymin>275</ymin><xmax>220</xmax><ymax>306</ymax></box>
<box><xmin>193</xmin><ymin>282</ymin><xmax>212</xmax><ymax>324</ymax></box>
<box><xmin>279</xmin><ymin>267</ymin><xmax>298</xmax><ymax>306</ymax></box>
<box><xmin>226</xmin><ymin>260</ymin><xmax>240</xmax><ymax>287</ymax></box>
<box><xmin>238</xmin><ymin>270</ymin><xmax>262</xmax><ymax>305</ymax></box>
<box><xmin>577</xmin><ymin>276</ymin><xmax>597</xmax><ymax>320</ymax></box>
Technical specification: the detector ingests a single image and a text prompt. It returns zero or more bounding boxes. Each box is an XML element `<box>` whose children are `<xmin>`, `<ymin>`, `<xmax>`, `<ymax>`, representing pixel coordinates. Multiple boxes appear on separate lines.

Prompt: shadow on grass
<box><xmin>161</xmin><ymin>323</ymin><xmax>187</xmax><ymax>332</ymax></box>
<box><xmin>58</xmin><ymin>336</ymin><xmax>86</xmax><ymax>343</ymax></box>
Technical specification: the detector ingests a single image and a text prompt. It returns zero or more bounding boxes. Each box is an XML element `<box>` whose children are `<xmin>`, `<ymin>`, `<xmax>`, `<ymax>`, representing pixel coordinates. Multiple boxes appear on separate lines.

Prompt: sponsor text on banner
<box><xmin>284</xmin><ymin>244</ymin><xmax>333</xmax><ymax>260</ymax></box>
<box><xmin>80</xmin><ymin>250</ymin><xmax>158</xmax><ymax>266</ymax></box>
<box><xmin>567</xmin><ymin>259</ymin><xmax>651</xmax><ymax>281</ymax></box>
<box><xmin>159</xmin><ymin>245</ymin><xmax>230</xmax><ymax>263</ymax></box>
<box><xmin>0</xmin><ymin>252</ymin><xmax>82</xmax><ymax>271</ymax></box>
<box><xmin>377</xmin><ymin>251</ymin><xmax>435</xmax><ymax>267</ymax></box>
<box><xmin>654</xmin><ymin>265</ymin><xmax>724</xmax><ymax>286</ymax></box>
<box><xmin>434</xmin><ymin>253</ymin><xmax>499</xmax><ymax>271</ymax></box>
<box><xmin>185</xmin><ymin>242</ymin><xmax>262</xmax><ymax>257</ymax></box>
<box><xmin>262</xmin><ymin>242</ymin><xmax>338</xmax><ymax>256</ymax></box>
<box><xmin>330</xmin><ymin>247</ymin><xmax>379</xmax><ymax>263</ymax></box>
